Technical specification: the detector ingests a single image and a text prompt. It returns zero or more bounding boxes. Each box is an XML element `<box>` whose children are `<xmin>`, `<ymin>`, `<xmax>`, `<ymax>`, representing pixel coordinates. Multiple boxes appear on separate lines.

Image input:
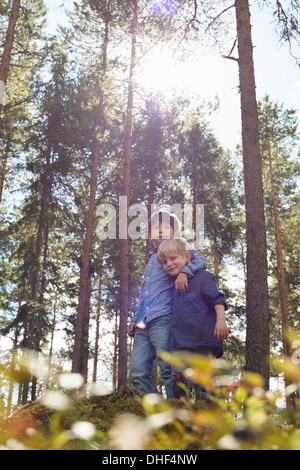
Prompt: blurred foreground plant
<box><xmin>0</xmin><ymin>348</ymin><xmax>111</xmax><ymax>449</ymax></box>
<box><xmin>0</xmin><ymin>346</ymin><xmax>299</xmax><ymax>450</ymax></box>
<box><xmin>110</xmin><ymin>350</ymin><xmax>300</xmax><ymax>450</ymax></box>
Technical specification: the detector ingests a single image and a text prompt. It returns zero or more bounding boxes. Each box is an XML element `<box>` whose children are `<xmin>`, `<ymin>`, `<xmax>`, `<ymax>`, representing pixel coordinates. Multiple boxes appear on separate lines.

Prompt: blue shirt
<box><xmin>131</xmin><ymin>248</ymin><xmax>208</xmax><ymax>325</ymax></box>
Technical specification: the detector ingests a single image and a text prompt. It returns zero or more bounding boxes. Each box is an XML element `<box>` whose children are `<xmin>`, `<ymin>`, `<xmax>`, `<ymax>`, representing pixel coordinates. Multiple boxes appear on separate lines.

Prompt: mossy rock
<box><xmin>60</xmin><ymin>386</ymin><xmax>146</xmax><ymax>433</ymax></box>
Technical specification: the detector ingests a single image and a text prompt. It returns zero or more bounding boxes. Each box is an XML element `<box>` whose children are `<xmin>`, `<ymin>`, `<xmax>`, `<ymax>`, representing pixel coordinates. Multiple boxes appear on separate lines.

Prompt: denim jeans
<box><xmin>129</xmin><ymin>314</ymin><xmax>174</xmax><ymax>398</ymax></box>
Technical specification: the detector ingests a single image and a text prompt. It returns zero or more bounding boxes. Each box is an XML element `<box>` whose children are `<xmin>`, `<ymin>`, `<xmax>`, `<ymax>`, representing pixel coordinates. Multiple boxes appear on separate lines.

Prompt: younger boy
<box><xmin>157</xmin><ymin>238</ymin><xmax>228</xmax><ymax>398</ymax></box>
<box><xmin>128</xmin><ymin>211</ymin><xmax>208</xmax><ymax>398</ymax></box>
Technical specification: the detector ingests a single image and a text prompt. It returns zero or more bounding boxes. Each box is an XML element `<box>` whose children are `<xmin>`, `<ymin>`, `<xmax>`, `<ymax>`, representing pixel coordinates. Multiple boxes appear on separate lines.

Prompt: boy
<box><xmin>157</xmin><ymin>238</ymin><xmax>228</xmax><ymax>399</ymax></box>
<box><xmin>128</xmin><ymin>211</ymin><xmax>208</xmax><ymax>398</ymax></box>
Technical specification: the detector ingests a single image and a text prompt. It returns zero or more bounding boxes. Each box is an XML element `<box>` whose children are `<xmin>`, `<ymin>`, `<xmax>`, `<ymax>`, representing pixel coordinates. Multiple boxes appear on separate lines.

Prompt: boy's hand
<box><xmin>127</xmin><ymin>322</ymin><xmax>136</xmax><ymax>337</ymax></box>
<box><xmin>214</xmin><ymin>319</ymin><xmax>229</xmax><ymax>341</ymax></box>
<box><xmin>175</xmin><ymin>272</ymin><xmax>189</xmax><ymax>295</ymax></box>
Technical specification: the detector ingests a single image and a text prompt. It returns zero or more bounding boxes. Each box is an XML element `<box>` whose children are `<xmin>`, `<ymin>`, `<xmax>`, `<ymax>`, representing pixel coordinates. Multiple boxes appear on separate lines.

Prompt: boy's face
<box><xmin>160</xmin><ymin>251</ymin><xmax>191</xmax><ymax>276</ymax></box>
<box><xmin>150</xmin><ymin>221</ymin><xmax>175</xmax><ymax>247</ymax></box>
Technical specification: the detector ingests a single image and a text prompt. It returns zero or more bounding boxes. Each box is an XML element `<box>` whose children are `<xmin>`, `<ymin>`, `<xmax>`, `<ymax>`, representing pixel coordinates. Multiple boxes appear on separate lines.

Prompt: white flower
<box><xmin>71</xmin><ymin>422</ymin><xmax>96</xmax><ymax>440</ymax></box>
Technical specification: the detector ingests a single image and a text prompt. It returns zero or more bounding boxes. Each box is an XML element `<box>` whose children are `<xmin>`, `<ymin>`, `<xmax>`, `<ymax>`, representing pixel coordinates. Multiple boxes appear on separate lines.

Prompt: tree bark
<box><xmin>118</xmin><ymin>0</ymin><xmax>138</xmax><ymax>389</ymax></box>
<box><xmin>93</xmin><ymin>268</ymin><xmax>103</xmax><ymax>383</ymax></box>
<box><xmin>72</xmin><ymin>22</ymin><xmax>109</xmax><ymax>381</ymax></box>
<box><xmin>235</xmin><ymin>0</ymin><xmax>270</xmax><ymax>387</ymax></box>
<box><xmin>0</xmin><ymin>0</ymin><xmax>21</xmax><ymax>111</ymax></box>
<box><xmin>267</xmin><ymin>141</ymin><xmax>293</xmax><ymax>407</ymax></box>
<box><xmin>24</xmin><ymin>142</ymin><xmax>52</xmax><ymax>403</ymax></box>
<box><xmin>113</xmin><ymin>314</ymin><xmax>118</xmax><ymax>390</ymax></box>
<box><xmin>0</xmin><ymin>147</ymin><xmax>9</xmax><ymax>207</ymax></box>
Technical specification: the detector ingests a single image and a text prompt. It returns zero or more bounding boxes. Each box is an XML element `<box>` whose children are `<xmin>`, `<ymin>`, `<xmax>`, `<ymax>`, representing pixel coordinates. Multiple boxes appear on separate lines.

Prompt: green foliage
<box><xmin>258</xmin><ymin>95</ymin><xmax>300</xmax><ymax>341</ymax></box>
<box><xmin>0</xmin><ymin>348</ymin><xmax>299</xmax><ymax>450</ymax></box>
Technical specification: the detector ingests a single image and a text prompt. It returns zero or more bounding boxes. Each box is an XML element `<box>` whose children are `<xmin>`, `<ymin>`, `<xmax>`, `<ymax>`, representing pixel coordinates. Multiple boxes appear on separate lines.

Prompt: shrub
<box><xmin>0</xmin><ymin>349</ymin><xmax>299</xmax><ymax>450</ymax></box>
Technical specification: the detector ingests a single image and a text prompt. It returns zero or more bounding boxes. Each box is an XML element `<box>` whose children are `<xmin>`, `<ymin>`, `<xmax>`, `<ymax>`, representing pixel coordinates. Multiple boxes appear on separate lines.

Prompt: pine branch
<box><xmin>205</xmin><ymin>3</ymin><xmax>236</xmax><ymax>33</ymax></box>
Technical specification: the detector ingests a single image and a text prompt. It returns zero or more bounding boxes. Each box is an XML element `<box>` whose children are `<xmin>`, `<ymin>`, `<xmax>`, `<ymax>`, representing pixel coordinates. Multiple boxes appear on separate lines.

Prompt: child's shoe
<box><xmin>171</xmin><ymin>372</ymin><xmax>187</xmax><ymax>399</ymax></box>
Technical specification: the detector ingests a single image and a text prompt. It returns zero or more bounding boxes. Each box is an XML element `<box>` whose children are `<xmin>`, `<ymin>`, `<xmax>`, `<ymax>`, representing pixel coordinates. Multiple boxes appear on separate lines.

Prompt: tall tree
<box><xmin>0</xmin><ymin>0</ymin><xmax>47</xmax><ymax>206</ymax></box>
<box><xmin>92</xmin><ymin>255</ymin><xmax>103</xmax><ymax>383</ymax></box>
<box><xmin>0</xmin><ymin>41</ymin><xmax>80</xmax><ymax>402</ymax></box>
<box><xmin>0</xmin><ymin>0</ymin><xmax>20</xmax><ymax>111</ymax></box>
<box><xmin>234</xmin><ymin>0</ymin><xmax>270</xmax><ymax>386</ymax></box>
<box><xmin>72</xmin><ymin>8</ymin><xmax>110</xmax><ymax>382</ymax></box>
<box><xmin>170</xmin><ymin>0</ymin><xmax>270</xmax><ymax>384</ymax></box>
<box><xmin>131</xmin><ymin>95</ymin><xmax>175</xmax><ymax>259</ymax></box>
<box><xmin>118</xmin><ymin>0</ymin><xmax>138</xmax><ymax>389</ymax></box>
<box><xmin>178</xmin><ymin>0</ymin><xmax>300</xmax><ymax>387</ymax></box>
<box><xmin>258</xmin><ymin>95</ymin><xmax>299</xmax><ymax>406</ymax></box>
<box><xmin>178</xmin><ymin>113</ymin><xmax>239</xmax><ymax>279</ymax></box>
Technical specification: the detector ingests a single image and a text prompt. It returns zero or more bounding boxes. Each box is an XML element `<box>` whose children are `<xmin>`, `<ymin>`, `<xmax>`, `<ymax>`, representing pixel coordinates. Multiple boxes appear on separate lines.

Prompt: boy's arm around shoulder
<box><xmin>180</xmin><ymin>250</ymin><xmax>208</xmax><ymax>278</ymax></box>
<box><xmin>175</xmin><ymin>251</ymin><xmax>208</xmax><ymax>295</ymax></box>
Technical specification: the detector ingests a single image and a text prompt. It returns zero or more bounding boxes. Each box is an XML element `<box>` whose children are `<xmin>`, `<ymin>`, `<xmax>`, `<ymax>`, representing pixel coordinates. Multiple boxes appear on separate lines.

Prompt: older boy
<box><xmin>128</xmin><ymin>211</ymin><xmax>207</xmax><ymax>398</ymax></box>
<box><xmin>157</xmin><ymin>238</ymin><xmax>228</xmax><ymax>398</ymax></box>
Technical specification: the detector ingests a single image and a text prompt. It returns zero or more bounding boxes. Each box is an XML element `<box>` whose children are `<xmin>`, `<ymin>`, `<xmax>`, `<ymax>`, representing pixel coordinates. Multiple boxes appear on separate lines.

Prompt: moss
<box><xmin>0</xmin><ymin>402</ymin><xmax>52</xmax><ymax>444</ymax></box>
<box><xmin>60</xmin><ymin>386</ymin><xmax>146</xmax><ymax>433</ymax></box>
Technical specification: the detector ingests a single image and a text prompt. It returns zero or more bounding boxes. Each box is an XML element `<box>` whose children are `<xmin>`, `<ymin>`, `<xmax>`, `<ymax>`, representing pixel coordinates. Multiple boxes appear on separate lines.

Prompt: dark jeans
<box><xmin>171</xmin><ymin>348</ymin><xmax>214</xmax><ymax>401</ymax></box>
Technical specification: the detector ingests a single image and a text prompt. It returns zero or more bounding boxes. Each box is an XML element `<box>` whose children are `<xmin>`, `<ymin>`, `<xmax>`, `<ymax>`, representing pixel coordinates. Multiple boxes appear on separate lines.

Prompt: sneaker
<box><xmin>171</xmin><ymin>372</ymin><xmax>187</xmax><ymax>398</ymax></box>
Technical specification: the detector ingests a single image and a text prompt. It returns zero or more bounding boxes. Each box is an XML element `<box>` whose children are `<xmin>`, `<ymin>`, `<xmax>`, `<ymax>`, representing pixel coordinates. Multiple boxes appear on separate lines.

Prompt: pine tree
<box><xmin>258</xmin><ymin>95</ymin><xmax>300</xmax><ymax>406</ymax></box>
<box><xmin>0</xmin><ymin>0</ymin><xmax>20</xmax><ymax>111</ymax></box>
<box><xmin>166</xmin><ymin>0</ymin><xmax>270</xmax><ymax>385</ymax></box>
<box><xmin>0</xmin><ymin>0</ymin><xmax>47</xmax><ymax>206</ymax></box>
<box><xmin>72</xmin><ymin>4</ymin><xmax>110</xmax><ymax>382</ymax></box>
<box><xmin>234</xmin><ymin>0</ymin><xmax>270</xmax><ymax>386</ymax></box>
<box><xmin>118</xmin><ymin>0</ymin><xmax>138</xmax><ymax>389</ymax></box>
<box><xmin>178</xmin><ymin>113</ymin><xmax>239</xmax><ymax>276</ymax></box>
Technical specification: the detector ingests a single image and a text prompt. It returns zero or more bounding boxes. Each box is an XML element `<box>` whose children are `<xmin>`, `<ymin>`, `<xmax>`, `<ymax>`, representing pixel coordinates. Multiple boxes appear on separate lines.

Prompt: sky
<box><xmin>45</xmin><ymin>0</ymin><xmax>300</xmax><ymax>153</ymax></box>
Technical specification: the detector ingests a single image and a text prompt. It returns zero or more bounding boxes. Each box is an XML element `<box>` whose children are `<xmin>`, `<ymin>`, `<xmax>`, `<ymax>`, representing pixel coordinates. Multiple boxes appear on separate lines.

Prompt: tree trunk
<box><xmin>46</xmin><ymin>292</ymin><xmax>58</xmax><ymax>389</ymax></box>
<box><xmin>267</xmin><ymin>141</ymin><xmax>293</xmax><ymax>407</ymax></box>
<box><xmin>240</xmin><ymin>237</ymin><xmax>247</xmax><ymax>298</ymax></box>
<box><xmin>0</xmin><ymin>147</ymin><xmax>9</xmax><ymax>207</ymax></box>
<box><xmin>235</xmin><ymin>0</ymin><xmax>270</xmax><ymax>387</ymax></box>
<box><xmin>113</xmin><ymin>314</ymin><xmax>118</xmax><ymax>390</ymax></box>
<box><xmin>93</xmin><ymin>269</ymin><xmax>102</xmax><ymax>383</ymax></box>
<box><xmin>212</xmin><ymin>237</ymin><xmax>220</xmax><ymax>286</ymax></box>
<box><xmin>117</xmin><ymin>0</ymin><xmax>138</xmax><ymax>389</ymax></box>
<box><xmin>24</xmin><ymin>143</ymin><xmax>52</xmax><ymax>403</ymax></box>
<box><xmin>0</xmin><ymin>0</ymin><xmax>20</xmax><ymax>111</ymax></box>
<box><xmin>72</xmin><ymin>22</ymin><xmax>109</xmax><ymax>381</ymax></box>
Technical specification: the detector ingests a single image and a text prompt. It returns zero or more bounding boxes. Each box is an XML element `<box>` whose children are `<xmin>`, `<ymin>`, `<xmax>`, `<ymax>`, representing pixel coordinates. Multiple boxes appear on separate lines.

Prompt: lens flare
<box><xmin>150</xmin><ymin>0</ymin><xmax>180</xmax><ymax>16</ymax></box>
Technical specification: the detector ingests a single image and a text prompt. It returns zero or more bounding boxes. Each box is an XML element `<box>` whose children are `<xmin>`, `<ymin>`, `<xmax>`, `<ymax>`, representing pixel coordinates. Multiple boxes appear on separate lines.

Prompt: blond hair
<box><xmin>157</xmin><ymin>238</ymin><xmax>190</xmax><ymax>265</ymax></box>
